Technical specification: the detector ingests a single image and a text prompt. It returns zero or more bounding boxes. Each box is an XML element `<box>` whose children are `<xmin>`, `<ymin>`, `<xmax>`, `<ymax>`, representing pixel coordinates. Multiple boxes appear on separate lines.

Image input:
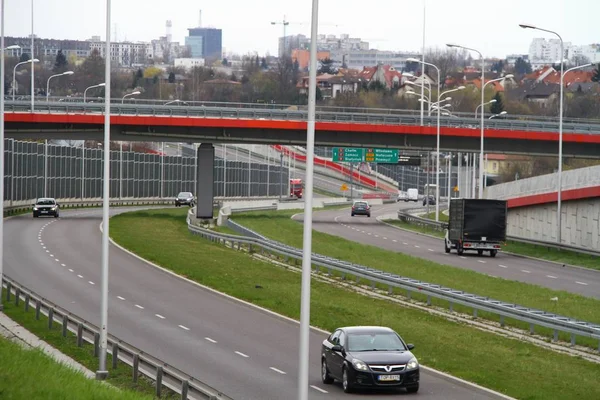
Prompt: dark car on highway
<box><xmin>351</xmin><ymin>201</ymin><xmax>371</xmax><ymax>217</ymax></box>
<box><xmin>32</xmin><ymin>198</ymin><xmax>60</xmax><ymax>218</ymax></box>
<box><xmin>175</xmin><ymin>192</ymin><xmax>195</xmax><ymax>207</ymax></box>
<box><xmin>321</xmin><ymin>326</ymin><xmax>420</xmax><ymax>394</ymax></box>
<box><xmin>423</xmin><ymin>195</ymin><xmax>436</xmax><ymax>206</ymax></box>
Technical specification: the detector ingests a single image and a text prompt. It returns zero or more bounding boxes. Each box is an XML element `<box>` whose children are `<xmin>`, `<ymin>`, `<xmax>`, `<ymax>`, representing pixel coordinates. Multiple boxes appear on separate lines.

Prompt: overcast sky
<box><xmin>3</xmin><ymin>0</ymin><xmax>598</xmax><ymax>59</ymax></box>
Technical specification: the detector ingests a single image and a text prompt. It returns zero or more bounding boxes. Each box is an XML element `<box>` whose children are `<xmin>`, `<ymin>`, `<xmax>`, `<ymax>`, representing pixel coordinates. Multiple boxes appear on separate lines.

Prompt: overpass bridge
<box><xmin>4</xmin><ymin>100</ymin><xmax>600</xmax><ymax>218</ymax></box>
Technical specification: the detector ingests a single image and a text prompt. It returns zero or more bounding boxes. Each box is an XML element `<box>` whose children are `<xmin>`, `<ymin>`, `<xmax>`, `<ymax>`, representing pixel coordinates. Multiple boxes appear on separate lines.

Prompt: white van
<box><xmin>406</xmin><ymin>188</ymin><xmax>419</xmax><ymax>202</ymax></box>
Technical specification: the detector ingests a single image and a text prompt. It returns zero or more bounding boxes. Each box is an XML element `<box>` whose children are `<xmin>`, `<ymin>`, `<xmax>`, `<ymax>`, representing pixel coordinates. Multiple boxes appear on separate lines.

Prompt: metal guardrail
<box><xmin>396</xmin><ymin>210</ymin><xmax>600</xmax><ymax>257</ymax></box>
<box><xmin>1</xmin><ymin>276</ymin><xmax>233</xmax><ymax>400</ymax></box>
<box><xmin>187</xmin><ymin>212</ymin><xmax>600</xmax><ymax>350</ymax></box>
<box><xmin>5</xmin><ymin>100</ymin><xmax>600</xmax><ymax>135</ymax></box>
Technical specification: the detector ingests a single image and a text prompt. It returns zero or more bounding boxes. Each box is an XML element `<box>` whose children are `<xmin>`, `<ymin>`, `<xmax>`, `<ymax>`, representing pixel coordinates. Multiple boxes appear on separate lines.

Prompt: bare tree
<box><xmin>424</xmin><ymin>47</ymin><xmax>469</xmax><ymax>89</ymax></box>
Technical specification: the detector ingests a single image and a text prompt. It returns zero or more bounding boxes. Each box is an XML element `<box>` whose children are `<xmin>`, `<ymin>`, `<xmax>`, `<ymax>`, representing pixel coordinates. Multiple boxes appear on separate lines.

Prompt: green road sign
<box><xmin>365</xmin><ymin>148</ymin><xmax>399</xmax><ymax>163</ymax></box>
<box><xmin>332</xmin><ymin>147</ymin><xmax>364</xmax><ymax>162</ymax></box>
<box><xmin>332</xmin><ymin>147</ymin><xmax>403</xmax><ymax>164</ymax></box>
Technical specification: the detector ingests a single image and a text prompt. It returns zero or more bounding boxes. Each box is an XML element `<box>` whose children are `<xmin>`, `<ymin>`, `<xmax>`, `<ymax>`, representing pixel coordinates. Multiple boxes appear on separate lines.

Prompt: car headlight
<box><xmin>351</xmin><ymin>359</ymin><xmax>368</xmax><ymax>371</ymax></box>
<box><xmin>51</xmin><ymin>206</ymin><xmax>57</xmax><ymax>210</ymax></box>
<box><xmin>406</xmin><ymin>357</ymin><xmax>419</xmax><ymax>370</ymax></box>
<box><xmin>33</xmin><ymin>207</ymin><xmax>38</xmax><ymax>211</ymax></box>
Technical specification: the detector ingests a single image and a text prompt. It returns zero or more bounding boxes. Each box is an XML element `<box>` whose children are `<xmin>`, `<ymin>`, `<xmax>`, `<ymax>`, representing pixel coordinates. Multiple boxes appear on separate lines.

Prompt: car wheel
<box><xmin>342</xmin><ymin>366</ymin><xmax>353</xmax><ymax>393</ymax></box>
<box><xmin>321</xmin><ymin>359</ymin><xmax>334</xmax><ymax>384</ymax></box>
<box><xmin>367</xmin><ymin>213</ymin><xmax>371</xmax><ymax>218</ymax></box>
<box><xmin>490</xmin><ymin>250</ymin><xmax>497</xmax><ymax>257</ymax></box>
<box><xmin>406</xmin><ymin>384</ymin><xmax>419</xmax><ymax>393</ymax></box>
<box><xmin>444</xmin><ymin>241</ymin><xmax>451</xmax><ymax>253</ymax></box>
<box><xmin>457</xmin><ymin>244</ymin><xmax>464</xmax><ymax>255</ymax></box>
<box><xmin>351</xmin><ymin>213</ymin><xmax>355</xmax><ymax>217</ymax></box>
<box><xmin>33</xmin><ymin>213</ymin><xmax>38</xmax><ymax>218</ymax></box>
<box><xmin>54</xmin><ymin>213</ymin><xmax>59</xmax><ymax>218</ymax></box>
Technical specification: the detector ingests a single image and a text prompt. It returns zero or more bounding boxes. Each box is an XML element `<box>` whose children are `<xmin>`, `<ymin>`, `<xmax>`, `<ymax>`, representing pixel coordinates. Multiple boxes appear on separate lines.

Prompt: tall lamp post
<box><xmin>447</xmin><ymin>43</ymin><xmax>484</xmax><ymax>198</ymax></box>
<box><xmin>83</xmin><ymin>83</ymin><xmax>105</xmax><ymax>103</ymax></box>
<box><xmin>12</xmin><ymin>58</ymin><xmax>39</xmax><ymax>100</ymax></box>
<box><xmin>489</xmin><ymin>111</ymin><xmax>508</xmax><ymax>119</ymax></box>
<box><xmin>475</xmin><ymin>99</ymin><xmax>496</xmax><ymax>118</ymax></box>
<box><xmin>518</xmin><ymin>24</ymin><xmax>589</xmax><ymax>244</ymax></box>
<box><xmin>46</xmin><ymin>70</ymin><xmax>74</xmax><ymax>101</ymax></box>
<box><xmin>121</xmin><ymin>90</ymin><xmax>140</xmax><ymax>103</ymax></box>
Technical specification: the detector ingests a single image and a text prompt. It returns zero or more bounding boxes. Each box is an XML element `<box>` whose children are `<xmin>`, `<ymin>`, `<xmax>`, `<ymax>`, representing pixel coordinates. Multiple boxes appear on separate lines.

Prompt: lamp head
<box><xmin>504</xmin><ymin>74</ymin><xmax>514</xmax><ymax>79</ymax></box>
<box><xmin>403</xmin><ymin>72</ymin><xmax>415</xmax><ymax>78</ymax></box>
<box><xmin>489</xmin><ymin>99</ymin><xmax>497</xmax><ymax>103</ymax></box>
<box><xmin>31</xmin><ymin>58</ymin><xmax>40</xmax><ymax>63</ymax></box>
<box><xmin>63</xmin><ymin>71</ymin><xmax>74</xmax><ymax>76</ymax></box>
<box><xmin>446</xmin><ymin>43</ymin><xmax>460</xmax><ymax>48</ymax></box>
<box><xmin>98</xmin><ymin>83</ymin><xmax>106</xmax><ymax>87</ymax></box>
<box><xmin>519</xmin><ymin>23</ymin><xmax>536</xmax><ymax>29</ymax></box>
<box><xmin>499</xmin><ymin>111</ymin><xmax>507</xmax><ymax>115</ymax></box>
<box><xmin>406</xmin><ymin>57</ymin><xmax>420</xmax><ymax>63</ymax></box>
<box><xmin>6</xmin><ymin>45</ymin><xmax>20</xmax><ymax>50</ymax></box>
<box><xmin>442</xmin><ymin>97</ymin><xmax>452</xmax><ymax>101</ymax></box>
<box><xmin>131</xmin><ymin>91</ymin><xmax>141</xmax><ymax>95</ymax></box>
<box><xmin>457</xmin><ymin>85</ymin><xmax>466</xmax><ymax>90</ymax></box>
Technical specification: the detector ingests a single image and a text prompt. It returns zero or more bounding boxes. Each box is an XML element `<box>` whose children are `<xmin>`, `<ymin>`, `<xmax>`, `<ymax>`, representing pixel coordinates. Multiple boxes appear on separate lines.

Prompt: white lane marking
<box><xmin>45</xmin><ymin>250</ymin><xmax>49</xmax><ymax>253</ymax></box>
<box><xmin>42</xmin><ymin>246</ymin><xmax>46</xmax><ymax>249</ymax></box>
<box><xmin>382</xmin><ymin>237</ymin><xmax>387</xmax><ymax>240</ymax></box>
<box><xmin>235</xmin><ymin>351</ymin><xmax>249</xmax><ymax>358</ymax></box>
<box><xmin>498</xmin><ymin>265</ymin><xmax>508</xmax><ymax>268</ymax></box>
<box><xmin>54</xmin><ymin>259</ymin><xmax>59</xmax><ymax>262</ymax></box>
<box><xmin>311</xmin><ymin>385</ymin><xmax>328</xmax><ymax>394</ymax></box>
<box><xmin>68</xmin><ymin>269</ymin><xmax>74</xmax><ymax>272</ymax></box>
<box><xmin>403</xmin><ymin>242</ymin><xmax>408</xmax><ymax>245</ymax></box>
<box><xmin>428</xmin><ymin>249</ymin><xmax>434</xmax><ymax>252</ymax></box>
<box><xmin>205</xmin><ymin>337</ymin><xmax>217</xmax><ymax>343</ymax></box>
<box><xmin>522</xmin><ymin>270</ymin><xmax>531</xmax><ymax>274</ymax></box>
<box><xmin>135</xmin><ymin>304</ymin><xmax>144</xmax><ymax>309</ymax></box>
<box><xmin>374</xmin><ymin>234</ymin><xmax>379</xmax><ymax>238</ymax></box>
<box><xmin>392</xmin><ymin>239</ymin><xmax>397</xmax><ymax>242</ymax></box>
<box><xmin>178</xmin><ymin>325</ymin><xmax>190</xmax><ymax>331</ymax></box>
<box><xmin>460</xmin><ymin>256</ymin><xmax>467</xmax><ymax>259</ymax></box>
<box><xmin>576</xmin><ymin>281</ymin><xmax>588</xmax><ymax>286</ymax></box>
<box><xmin>88</xmin><ymin>281</ymin><xmax>95</xmax><ymax>285</ymax></box>
<box><xmin>478</xmin><ymin>260</ymin><xmax>486</xmax><ymax>264</ymax></box>
<box><xmin>49</xmin><ymin>254</ymin><xmax>54</xmax><ymax>257</ymax></box>
<box><xmin>414</xmin><ymin>245</ymin><xmax>420</xmax><ymax>248</ymax></box>
<box><xmin>367</xmin><ymin>232</ymin><xmax>372</xmax><ymax>236</ymax></box>
<box><xmin>155</xmin><ymin>314</ymin><xmax>166</xmax><ymax>319</ymax></box>
<box><xmin>270</xmin><ymin>367</ymin><xmax>286</xmax><ymax>375</ymax></box>
<box><xmin>61</xmin><ymin>263</ymin><xmax>66</xmax><ymax>267</ymax></box>
<box><xmin>77</xmin><ymin>274</ymin><xmax>83</xmax><ymax>278</ymax></box>
<box><xmin>546</xmin><ymin>275</ymin><xmax>557</xmax><ymax>279</ymax></box>
<box><xmin>117</xmin><ymin>296</ymin><xmax>126</xmax><ymax>301</ymax></box>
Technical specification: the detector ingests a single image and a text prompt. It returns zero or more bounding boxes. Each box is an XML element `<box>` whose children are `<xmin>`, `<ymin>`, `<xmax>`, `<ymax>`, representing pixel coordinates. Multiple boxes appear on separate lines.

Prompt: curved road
<box><xmin>300</xmin><ymin>203</ymin><xmax>600</xmax><ymax>299</ymax></box>
<box><xmin>4</xmin><ymin>208</ymin><xmax>505</xmax><ymax>400</ymax></box>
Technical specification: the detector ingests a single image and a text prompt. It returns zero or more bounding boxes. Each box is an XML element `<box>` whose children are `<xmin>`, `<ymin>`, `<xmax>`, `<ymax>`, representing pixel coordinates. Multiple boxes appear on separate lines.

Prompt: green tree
<box><xmin>261</xmin><ymin>57</ymin><xmax>268</xmax><ymax>70</ymax></box>
<box><xmin>592</xmin><ymin>63</ymin><xmax>600</xmax><ymax>83</ymax></box>
<box><xmin>229</xmin><ymin>73</ymin><xmax>237</xmax><ymax>82</ymax></box>
<box><xmin>316</xmin><ymin>86</ymin><xmax>323</xmax><ymax>102</ymax></box>
<box><xmin>54</xmin><ymin>50</ymin><xmax>68</xmax><ymax>72</ymax></box>
<box><xmin>168</xmin><ymin>71</ymin><xmax>176</xmax><ymax>83</ymax></box>
<box><xmin>490</xmin><ymin>92</ymin><xmax>504</xmax><ymax>114</ymax></box>
<box><xmin>491</xmin><ymin>60</ymin><xmax>504</xmax><ymax>73</ymax></box>
<box><xmin>318</xmin><ymin>58</ymin><xmax>335</xmax><ymax>74</ymax></box>
<box><xmin>19</xmin><ymin>53</ymin><xmax>31</xmax><ymax>62</ymax></box>
<box><xmin>222</xmin><ymin>57</ymin><xmax>228</xmax><ymax>66</ymax></box>
<box><xmin>514</xmin><ymin>57</ymin><xmax>532</xmax><ymax>74</ymax></box>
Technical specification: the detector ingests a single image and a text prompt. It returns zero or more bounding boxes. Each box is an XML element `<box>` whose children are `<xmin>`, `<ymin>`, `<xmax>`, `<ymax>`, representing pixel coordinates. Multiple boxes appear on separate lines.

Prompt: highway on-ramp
<box><xmin>298</xmin><ymin>203</ymin><xmax>600</xmax><ymax>299</ymax></box>
<box><xmin>3</xmin><ymin>208</ymin><xmax>506</xmax><ymax>400</ymax></box>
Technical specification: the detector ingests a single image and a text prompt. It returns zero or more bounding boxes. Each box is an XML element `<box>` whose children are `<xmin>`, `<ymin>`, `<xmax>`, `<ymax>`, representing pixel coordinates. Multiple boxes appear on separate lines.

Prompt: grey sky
<box><xmin>3</xmin><ymin>0</ymin><xmax>598</xmax><ymax>59</ymax></box>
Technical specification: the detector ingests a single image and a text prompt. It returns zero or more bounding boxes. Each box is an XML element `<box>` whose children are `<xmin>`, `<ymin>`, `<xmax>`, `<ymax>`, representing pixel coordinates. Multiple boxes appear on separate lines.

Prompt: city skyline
<box><xmin>3</xmin><ymin>0</ymin><xmax>600</xmax><ymax>60</ymax></box>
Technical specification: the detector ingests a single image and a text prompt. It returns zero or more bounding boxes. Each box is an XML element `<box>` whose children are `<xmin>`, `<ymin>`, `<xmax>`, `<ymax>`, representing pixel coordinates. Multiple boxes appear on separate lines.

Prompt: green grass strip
<box><xmin>0</xmin><ymin>294</ymin><xmax>177</xmax><ymax>399</ymax></box>
<box><xmin>232</xmin><ymin>210</ymin><xmax>600</xmax><ymax>326</ymax></box>
<box><xmin>108</xmin><ymin>208</ymin><xmax>600</xmax><ymax>400</ymax></box>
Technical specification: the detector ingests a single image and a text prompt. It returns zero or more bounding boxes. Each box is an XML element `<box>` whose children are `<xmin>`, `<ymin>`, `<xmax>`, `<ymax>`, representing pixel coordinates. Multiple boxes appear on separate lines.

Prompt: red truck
<box><xmin>290</xmin><ymin>178</ymin><xmax>303</xmax><ymax>198</ymax></box>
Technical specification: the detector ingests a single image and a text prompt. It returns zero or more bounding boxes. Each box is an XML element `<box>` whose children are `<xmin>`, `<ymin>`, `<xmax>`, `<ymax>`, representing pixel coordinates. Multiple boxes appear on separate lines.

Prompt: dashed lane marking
<box><xmin>235</xmin><ymin>351</ymin><xmax>249</xmax><ymax>358</ymax></box>
<box><xmin>135</xmin><ymin>304</ymin><xmax>144</xmax><ymax>309</ymax></box>
<box><xmin>576</xmin><ymin>281</ymin><xmax>588</xmax><ymax>286</ymax></box>
<box><xmin>205</xmin><ymin>337</ymin><xmax>217</xmax><ymax>343</ymax></box>
<box><xmin>269</xmin><ymin>367</ymin><xmax>286</xmax><ymax>375</ymax></box>
<box><xmin>311</xmin><ymin>385</ymin><xmax>328</xmax><ymax>394</ymax></box>
<box><xmin>178</xmin><ymin>325</ymin><xmax>190</xmax><ymax>331</ymax></box>
<box><xmin>117</xmin><ymin>296</ymin><xmax>126</xmax><ymax>301</ymax></box>
<box><xmin>155</xmin><ymin>314</ymin><xmax>165</xmax><ymax>319</ymax></box>
<box><xmin>498</xmin><ymin>265</ymin><xmax>508</xmax><ymax>268</ymax></box>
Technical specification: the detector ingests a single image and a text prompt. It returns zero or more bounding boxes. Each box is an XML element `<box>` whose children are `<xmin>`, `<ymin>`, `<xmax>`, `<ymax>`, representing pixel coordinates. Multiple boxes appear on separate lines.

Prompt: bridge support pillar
<box><xmin>196</xmin><ymin>143</ymin><xmax>215</xmax><ymax>219</ymax></box>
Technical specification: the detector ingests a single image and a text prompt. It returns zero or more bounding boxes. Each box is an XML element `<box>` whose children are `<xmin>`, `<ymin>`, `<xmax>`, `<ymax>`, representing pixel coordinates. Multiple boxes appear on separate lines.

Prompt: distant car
<box><xmin>32</xmin><ymin>198</ymin><xmax>60</xmax><ymax>218</ymax></box>
<box><xmin>423</xmin><ymin>195</ymin><xmax>436</xmax><ymax>206</ymax></box>
<box><xmin>175</xmin><ymin>192</ymin><xmax>195</xmax><ymax>207</ymax></box>
<box><xmin>321</xmin><ymin>326</ymin><xmax>420</xmax><ymax>394</ymax></box>
<box><xmin>351</xmin><ymin>201</ymin><xmax>370</xmax><ymax>217</ymax></box>
<box><xmin>406</xmin><ymin>188</ymin><xmax>419</xmax><ymax>202</ymax></box>
<box><xmin>396</xmin><ymin>192</ymin><xmax>407</xmax><ymax>202</ymax></box>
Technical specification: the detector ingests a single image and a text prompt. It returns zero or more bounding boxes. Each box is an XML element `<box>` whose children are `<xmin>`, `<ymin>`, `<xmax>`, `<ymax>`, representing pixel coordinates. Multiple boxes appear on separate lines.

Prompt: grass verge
<box><xmin>0</xmin><ymin>292</ymin><xmax>176</xmax><ymax>399</ymax></box>
<box><xmin>232</xmin><ymin>210</ymin><xmax>600</xmax><ymax>327</ymax></box>
<box><xmin>108</xmin><ymin>207</ymin><xmax>600</xmax><ymax>400</ymax></box>
<box><xmin>392</xmin><ymin>210</ymin><xmax>600</xmax><ymax>271</ymax></box>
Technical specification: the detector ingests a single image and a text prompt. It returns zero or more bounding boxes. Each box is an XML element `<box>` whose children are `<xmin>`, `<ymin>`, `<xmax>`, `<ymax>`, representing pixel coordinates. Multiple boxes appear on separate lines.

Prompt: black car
<box><xmin>175</xmin><ymin>192</ymin><xmax>195</xmax><ymax>207</ymax></box>
<box><xmin>351</xmin><ymin>201</ymin><xmax>371</xmax><ymax>217</ymax></box>
<box><xmin>321</xmin><ymin>326</ymin><xmax>419</xmax><ymax>394</ymax></box>
<box><xmin>32</xmin><ymin>198</ymin><xmax>60</xmax><ymax>218</ymax></box>
<box><xmin>423</xmin><ymin>195</ymin><xmax>436</xmax><ymax>206</ymax></box>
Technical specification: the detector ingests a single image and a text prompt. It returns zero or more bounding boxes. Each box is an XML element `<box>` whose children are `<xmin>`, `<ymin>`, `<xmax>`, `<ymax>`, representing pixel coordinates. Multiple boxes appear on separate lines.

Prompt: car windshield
<box><xmin>291</xmin><ymin>184</ymin><xmax>302</xmax><ymax>189</ymax></box>
<box><xmin>36</xmin><ymin>199</ymin><xmax>56</xmax><ymax>205</ymax></box>
<box><xmin>354</xmin><ymin>202</ymin><xmax>367</xmax><ymax>207</ymax></box>
<box><xmin>177</xmin><ymin>192</ymin><xmax>193</xmax><ymax>197</ymax></box>
<box><xmin>347</xmin><ymin>332</ymin><xmax>406</xmax><ymax>352</ymax></box>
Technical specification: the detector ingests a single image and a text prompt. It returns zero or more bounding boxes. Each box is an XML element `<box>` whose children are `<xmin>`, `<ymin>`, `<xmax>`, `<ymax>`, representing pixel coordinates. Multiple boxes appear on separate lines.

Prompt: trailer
<box><xmin>444</xmin><ymin>198</ymin><xmax>507</xmax><ymax>257</ymax></box>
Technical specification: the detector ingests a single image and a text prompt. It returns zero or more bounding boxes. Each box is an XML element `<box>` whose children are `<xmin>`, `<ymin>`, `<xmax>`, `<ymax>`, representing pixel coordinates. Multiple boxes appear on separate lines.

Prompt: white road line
<box><xmin>88</xmin><ymin>281</ymin><xmax>95</xmax><ymax>285</ymax></box>
<box><xmin>546</xmin><ymin>275</ymin><xmax>558</xmax><ymax>279</ymax></box>
<box><xmin>269</xmin><ymin>367</ymin><xmax>286</xmax><ymax>374</ymax></box>
<box><xmin>414</xmin><ymin>245</ymin><xmax>420</xmax><ymax>248</ymax></box>
<box><xmin>460</xmin><ymin>256</ymin><xmax>467</xmax><ymax>259</ymax></box>
<box><xmin>117</xmin><ymin>296</ymin><xmax>126</xmax><ymax>301</ymax></box>
<box><xmin>155</xmin><ymin>314</ymin><xmax>166</xmax><ymax>319</ymax></box>
<box><xmin>61</xmin><ymin>263</ymin><xmax>66</xmax><ymax>267</ymax></box>
<box><xmin>45</xmin><ymin>250</ymin><xmax>49</xmax><ymax>253</ymax></box>
<box><xmin>392</xmin><ymin>239</ymin><xmax>397</xmax><ymax>242</ymax></box>
<box><xmin>135</xmin><ymin>304</ymin><xmax>144</xmax><ymax>309</ymax></box>
<box><xmin>68</xmin><ymin>269</ymin><xmax>74</xmax><ymax>272</ymax></box>
<box><xmin>310</xmin><ymin>385</ymin><xmax>328</xmax><ymax>394</ymax></box>
<box><xmin>403</xmin><ymin>242</ymin><xmax>408</xmax><ymax>245</ymax></box>
<box><xmin>49</xmin><ymin>254</ymin><xmax>54</xmax><ymax>257</ymax></box>
<box><xmin>205</xmin><ymin>337</ymin><xmax>217</xmax><ymax>343</ymax></box>
<box><xmin>42</xmin><ymin>246</ymin><xmax>46</xmax><ymax>249</ymax></box>
<box><xmin>55</xmin><ymin>259</ymin><xmax>59</xmax><ymax>262</ymax></box>
<box><xmin>522</xmin><ymin>270</ymin><xmax>531</xmax><ymax>274</ymax></box>
<box><xmin>367</xmin><ymin>233</ymin><xmax>372</xmax><ymax>235</ymax></box>
<box><xmin>478</xmin><ymin>260</ymin><xmax>486</xmax><ymax>264</ymax></box>
<box><xmin>235</xmin><ymin>351</ymin><xmax>249</xmax><ymax>358</ymax></box>
<box><xmin>374</xmin><ymin>234</ymin><xmax>379</xmax><ymax>238</ymax></box>
<box><xmin>178</xmin><ymin>325</ymin><xmax>190</xmax><ymax>331</ymax></box>
<box><xmin>77</xmin><ymin>274</ymin><xmax>83</xmax><ymax>278</ymax></box>
<box><xmin>576</xmin><ymin>281</ymin><xmax>588</xmax><ymax>286</ymax></box>
<box><xmin>382</xmin><ymin>237</ymin><xmax>387</xmax><ymax>240</ymax></box>
<box><xmin>498</xmin><ymin>265</ymin><xmax>508</xmax><ymax>268</ymax></box>
<box><xmin>428</xmin><ymin>249</ymin><xmax>434</xmax><ymax>252</ymax></box>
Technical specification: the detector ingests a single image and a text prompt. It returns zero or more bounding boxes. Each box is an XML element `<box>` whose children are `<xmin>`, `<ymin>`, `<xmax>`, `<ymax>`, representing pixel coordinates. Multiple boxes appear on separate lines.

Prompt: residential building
<box><xmin>528</xmin><ymin>38</ymin><xmax>572</xmax><ymax>64</ymax></box>
<box><xmin>329</xmin><ymin>49</ymin><xmax>421</xmax><ymax>71</ymax></box>
<box><xmin>186</xmin><ymin>27</ymin><xmax>222</xmax><ymax>61</ymax></box>
<box><xmin>89</xmin><ymin>39</ymin><xmax>148</xmax><ymax>66</ymax></box>
<box><xmin>358</xmin><ymin>64</ymin><xmax>403</xmax><ymax>89</ymax></box>
<box><xmin>278</xmin><ymin>33</ymin><xmax>368</xmax><ymax>58</ymax></box>
<box><xmin>3</xmin><ymin>36</ymin><xmax>91</xmax><ymax>60</ymax></box>
<box><xmin>291</xmin><ymin>49</ymin><xmax>331</xmax><ymax>70</ymax></box>
<box><xmin>174</xmin><ymin>58</ymin><xmax>206</xmax><ymax>70</ymax></box>
<box><xmin>278</xmin><ymin>34</ymin><xmax>310</xmax><ymax>58</ymax></box>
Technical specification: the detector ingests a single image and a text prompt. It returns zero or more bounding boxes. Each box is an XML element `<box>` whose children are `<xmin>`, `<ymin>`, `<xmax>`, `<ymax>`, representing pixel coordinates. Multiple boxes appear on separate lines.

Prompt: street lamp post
<box><xmin>475</xmin><ymin>99</ymin><xmax>496</xmax><ymax>118</ymax></box>
<box><xmin>519</xmin><ymin>24</ymin><xmax>590</xmax><ymax>244</ymax></box>
<box><xmin>83</xmin><ymin>83</ymin><xmax>105</xmax><ymax>103</ymax></box>
<box><xmin>121</xmin><ymin>90</ymin><xmax>140</xmax><ymax>103</ymax></box>
<box><xmin>489</xmin><ymin>111</ymin><xmax>508</xmax><ymax>119</ymax></box>
<box><xmin>447</xmin><ymin>43</ymin><xmax>485</xmax><ymax>198</ymax></box>
<box><xmin>12</xmin><ymin>58</ymin><xmax>39</xmax><ymax>101</ymax></box>
<box><xmin>46</xmin><ymin>71</ymin><xmax>74</xmax><ymax>101</ymax></box>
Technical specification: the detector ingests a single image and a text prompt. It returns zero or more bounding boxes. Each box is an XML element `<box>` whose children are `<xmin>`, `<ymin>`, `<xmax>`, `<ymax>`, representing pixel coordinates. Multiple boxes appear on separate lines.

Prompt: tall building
<box><xmin>185</xmin><ymin>28</ymin><xmax>222</xmax><ymax>61</ymax></box>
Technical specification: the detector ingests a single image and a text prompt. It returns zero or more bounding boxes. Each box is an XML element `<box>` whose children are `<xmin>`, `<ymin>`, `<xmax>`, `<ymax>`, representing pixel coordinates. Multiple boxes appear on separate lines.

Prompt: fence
<box><xmin>1</xmin><ymin>276</ymin><xmax>233</xmax><ymax>400</ymax></box>
<box><xmin>3</xmin><ymin>139</ymin><xmax>290</xmax><ymax>202</ymax></box>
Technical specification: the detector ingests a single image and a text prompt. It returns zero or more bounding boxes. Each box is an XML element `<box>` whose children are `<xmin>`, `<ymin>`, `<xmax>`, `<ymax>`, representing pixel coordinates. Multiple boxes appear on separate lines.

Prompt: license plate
<box><xmin>378</xmin><ymin>375</ymin><xmax>400</xmax><ymax>381</ymax></box>
<box><xmin>41</xmin><ymin>211</ymin><xmax>48</xmax><ymax>213</ymax></box>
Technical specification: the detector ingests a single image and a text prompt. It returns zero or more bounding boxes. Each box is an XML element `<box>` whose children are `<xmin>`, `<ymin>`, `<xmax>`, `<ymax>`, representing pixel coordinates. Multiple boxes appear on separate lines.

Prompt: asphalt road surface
<box><xmin>299</xmin><ymin>203</ymin><xmax>600</xmax><ymax>299</ymax></box>
<box><xmin>4</xmin><ymin>208</ymin><xmax>507</xmax><ymax>400</ymax></box>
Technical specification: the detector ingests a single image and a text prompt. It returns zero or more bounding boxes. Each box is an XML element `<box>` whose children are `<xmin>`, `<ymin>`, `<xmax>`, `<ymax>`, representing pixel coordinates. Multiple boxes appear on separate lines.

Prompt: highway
<box><xmin>4</xmin><ymin>207</ymin><xmax>506</xmax><ymax>400</ymax></box>
<box><xmin>298</xmin><ymin>203</ymin><xmax>600</xmax><ymax>299</ymax></box>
